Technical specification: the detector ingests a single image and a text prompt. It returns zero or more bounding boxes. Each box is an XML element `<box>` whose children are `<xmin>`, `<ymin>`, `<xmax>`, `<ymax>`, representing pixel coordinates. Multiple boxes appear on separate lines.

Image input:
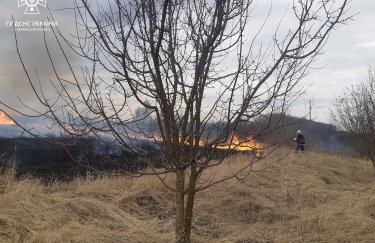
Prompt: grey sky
<box><xmin>0</xmin><ymin>0</ymin><xmax>374</xmax><ymax>125</ymax></box>
<box><xmin>296</xmin><ymin>0</ymin><xmax>375</xmax><ymax>122</ymax></box>
<box><xmin>0</xmin><ymin>0</ymin><xmax>77</xmax><ymax>115</ymax></box>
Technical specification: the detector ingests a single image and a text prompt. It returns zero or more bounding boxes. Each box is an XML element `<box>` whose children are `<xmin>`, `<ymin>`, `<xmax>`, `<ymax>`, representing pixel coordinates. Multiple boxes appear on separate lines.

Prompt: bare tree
<box><xmin>331</xmin><ymin>68</ymin><xmax>375</xmax><ymax>167</ymax></box>
<box><xmin>3</xmin><ymin>0</ymin><xmax>351</xmax><ymax>242</ymax></box>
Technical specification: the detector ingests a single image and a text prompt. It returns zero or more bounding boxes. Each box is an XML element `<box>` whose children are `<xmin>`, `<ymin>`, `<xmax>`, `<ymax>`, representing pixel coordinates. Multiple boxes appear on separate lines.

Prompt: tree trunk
<box><xmin>175</xmin><ymin>168</ymin><xmax>186</xmax><ymax>243</ymax></box>
<box><xmin>184</xmin><ymin>166</ymin><xmax>198</xmax><ymax>242</ymax></box>
<box><xmin>368</xmin><ymin>152</ymin><xmax>375</xmax><ymax>168</ymax></box>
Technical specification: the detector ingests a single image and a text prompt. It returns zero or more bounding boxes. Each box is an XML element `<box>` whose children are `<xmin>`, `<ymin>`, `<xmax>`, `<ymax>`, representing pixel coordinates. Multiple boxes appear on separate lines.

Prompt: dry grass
<box><xmin>1</xmin><ymin>150</ymin><xmax>375</xmax><ymax>242</ymax></box>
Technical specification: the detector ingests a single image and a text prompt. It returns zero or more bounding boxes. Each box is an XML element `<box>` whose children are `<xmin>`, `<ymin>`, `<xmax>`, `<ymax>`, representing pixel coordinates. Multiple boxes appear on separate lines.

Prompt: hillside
<box><xmin>1</xmin><ymin>150</ymin><xmax>375</xmax><ymax>242</ymax></box>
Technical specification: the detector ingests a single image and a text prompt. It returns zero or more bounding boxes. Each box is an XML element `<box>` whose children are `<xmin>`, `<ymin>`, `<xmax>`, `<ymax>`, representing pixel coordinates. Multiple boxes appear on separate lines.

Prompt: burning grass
<box><xmin>1</xmin><ymin>150</ymin><xmax>375</xmax><ymax>242</ymax></box>
<box><xmin>152</xmin><ymin>133</ymin><xmax>264</xmax><ymax>157</ymax></box>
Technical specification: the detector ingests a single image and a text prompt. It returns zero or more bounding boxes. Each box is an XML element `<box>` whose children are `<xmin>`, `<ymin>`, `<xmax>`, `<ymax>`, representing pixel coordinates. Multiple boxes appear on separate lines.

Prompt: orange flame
<box><xmin>0</xmin><ymin>111</ymin><xmax>15</xmax><ymax>126</ymax></box>
<box><xmin>215</xmin><ymin>134</ymin><xmax>263</xmax><ymax>157</ymax></box>
<box><xmin>152</xmin><ymin>133</ymin><xmax>263</xmax><ymax>157</ymax></box>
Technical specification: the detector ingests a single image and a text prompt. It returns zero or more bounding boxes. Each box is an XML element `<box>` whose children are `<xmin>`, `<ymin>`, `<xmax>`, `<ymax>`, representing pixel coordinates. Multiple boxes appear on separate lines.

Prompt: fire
<box><xmin>152</xmin><ymin>133</ymin><xmax>264</xmax><ymax>157</ymax></box>
<box><xmin>0</xmin><ymin>111</ymin><xmax>15</xmax><ymax>126</ymax></box>
<box><xmin>215</xmin><ymin>134</ymin><xmax>263</xmax><ymax>157</ymax></box>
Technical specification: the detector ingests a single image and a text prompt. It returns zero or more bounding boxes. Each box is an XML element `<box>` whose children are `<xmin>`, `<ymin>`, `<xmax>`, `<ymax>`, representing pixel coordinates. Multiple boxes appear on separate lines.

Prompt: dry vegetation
<box><xmin>1</xmin><ymin>150</ymin><xmax>375</xmax><ymax>243</ymax></box>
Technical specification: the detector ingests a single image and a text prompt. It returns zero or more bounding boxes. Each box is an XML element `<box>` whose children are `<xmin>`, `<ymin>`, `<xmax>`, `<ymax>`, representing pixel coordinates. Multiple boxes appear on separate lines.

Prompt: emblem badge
<box><xmin>18</xmin><ymin>0</ymin><xmax>47</xmax><ymax>15</ymax></box>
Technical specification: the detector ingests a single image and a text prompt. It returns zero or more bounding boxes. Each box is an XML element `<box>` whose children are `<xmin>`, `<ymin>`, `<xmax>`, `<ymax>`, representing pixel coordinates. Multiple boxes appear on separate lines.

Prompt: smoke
<box><xmin>0</xmin><ymin>0</ymin><xmax>81</xmax><ymax>112</ymax></box>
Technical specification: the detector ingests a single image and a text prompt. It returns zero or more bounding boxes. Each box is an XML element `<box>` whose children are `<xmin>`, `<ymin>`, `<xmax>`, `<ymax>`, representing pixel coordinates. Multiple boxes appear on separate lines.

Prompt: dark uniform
<box><xmin>295</xmin><ymin>133</ymin><xmax>305</xmax><ymax>153</ymax></box>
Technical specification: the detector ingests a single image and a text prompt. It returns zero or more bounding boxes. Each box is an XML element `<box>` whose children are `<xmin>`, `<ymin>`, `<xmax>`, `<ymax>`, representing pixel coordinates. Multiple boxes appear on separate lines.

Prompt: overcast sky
<box><xmin>0</xmin><ymin>0</ymin><xmax>374</xmax><ymax>125</ymax></box>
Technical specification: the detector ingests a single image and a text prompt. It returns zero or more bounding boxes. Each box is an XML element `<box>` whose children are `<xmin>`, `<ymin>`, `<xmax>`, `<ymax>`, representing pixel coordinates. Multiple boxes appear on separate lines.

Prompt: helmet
<box><xmin>297</xmin><ymin>130</ymin><xmax>302</xmax><ymax>134</ymax></box>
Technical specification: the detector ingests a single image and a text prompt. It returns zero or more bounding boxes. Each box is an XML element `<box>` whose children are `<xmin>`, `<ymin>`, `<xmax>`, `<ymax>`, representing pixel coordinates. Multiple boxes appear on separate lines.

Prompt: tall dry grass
<box><xmin>1</xmin><ymin>150</ymin><xmax>375</xmax><ymax>242</ymax></box>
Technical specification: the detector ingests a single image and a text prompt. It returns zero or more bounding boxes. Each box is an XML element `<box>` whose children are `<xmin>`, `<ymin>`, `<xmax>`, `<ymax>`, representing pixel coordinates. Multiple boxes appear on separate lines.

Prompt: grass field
<box><xmin>1</xmin><ymin>150</ymin><xmax>375</xmax><ymax>242</ymax></box>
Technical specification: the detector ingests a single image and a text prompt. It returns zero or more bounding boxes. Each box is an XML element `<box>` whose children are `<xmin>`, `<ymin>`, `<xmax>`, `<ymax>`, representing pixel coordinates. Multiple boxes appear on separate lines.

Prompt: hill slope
<box><xmin>1</xmin><ymin>151</ymin><xmax>375</xmax><ymax>242</ymax></box>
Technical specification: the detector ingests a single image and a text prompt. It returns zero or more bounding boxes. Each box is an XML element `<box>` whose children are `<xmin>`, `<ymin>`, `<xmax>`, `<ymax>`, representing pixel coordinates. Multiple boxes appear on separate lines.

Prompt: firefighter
<box><xmin>294</xmin><ymin>130</ymin><xmax>305</xmax><ymax>153</ymax></box>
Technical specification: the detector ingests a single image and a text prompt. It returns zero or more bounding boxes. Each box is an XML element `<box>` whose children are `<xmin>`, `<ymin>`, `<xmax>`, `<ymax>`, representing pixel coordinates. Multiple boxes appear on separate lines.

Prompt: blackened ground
<box><xmin>0</xmin><ymin>137</ymin><xmax>148</xmax><ymax>181</ymax></box>
<box><xmin>0</xmin><ymin>137</ymin><xmax>259</xmax><ymax>181</ymax></box>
